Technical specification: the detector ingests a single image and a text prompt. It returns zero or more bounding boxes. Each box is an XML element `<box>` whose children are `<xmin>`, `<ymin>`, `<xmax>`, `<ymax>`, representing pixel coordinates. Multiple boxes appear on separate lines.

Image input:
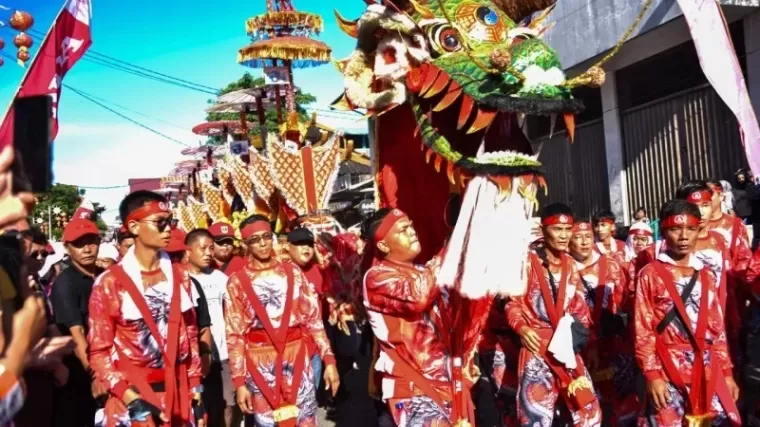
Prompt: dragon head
<box><xmin>334</xmin><ymin>0</ymin><xmax>604</xmax><ymax>178</ymax></box>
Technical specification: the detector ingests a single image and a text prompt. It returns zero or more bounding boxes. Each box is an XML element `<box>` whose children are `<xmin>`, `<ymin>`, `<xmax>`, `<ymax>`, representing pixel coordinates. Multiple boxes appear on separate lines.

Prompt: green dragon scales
<box><xmin>333</xmin><ymin>0</ymin><xmax>605</xmax><ymax>181</ymax></box>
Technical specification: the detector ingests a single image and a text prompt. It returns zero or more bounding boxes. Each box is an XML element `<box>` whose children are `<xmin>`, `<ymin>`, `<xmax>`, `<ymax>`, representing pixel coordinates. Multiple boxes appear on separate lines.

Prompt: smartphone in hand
<box><xmin>12</xmin><ymin>95</ymin><xmax>53</xmax><ymax>194</ymax></box>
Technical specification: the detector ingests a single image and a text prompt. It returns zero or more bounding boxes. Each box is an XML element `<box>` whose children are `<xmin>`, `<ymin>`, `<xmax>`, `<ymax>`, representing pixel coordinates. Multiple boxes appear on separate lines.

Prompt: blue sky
<box><xmin>0</xmin><ymin>0</ymin><xmax>366</xmax><ymax>222</ymax></box>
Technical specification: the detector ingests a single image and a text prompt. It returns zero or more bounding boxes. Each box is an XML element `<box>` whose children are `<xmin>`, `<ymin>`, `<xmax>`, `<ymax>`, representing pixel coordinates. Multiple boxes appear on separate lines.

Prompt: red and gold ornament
<box><xmin>9</xmin><ymin>10</ymin><xmax>34</xmax><ymax>32</ymax></box>
<box><xmin>9</xmin><ymin>11</ymin><xmax>34</xmax><ymax>66</ymax></box>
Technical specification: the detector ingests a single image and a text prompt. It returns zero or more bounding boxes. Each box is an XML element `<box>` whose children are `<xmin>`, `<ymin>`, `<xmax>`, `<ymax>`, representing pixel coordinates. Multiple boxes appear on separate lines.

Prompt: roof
<box><xmin>338</xmin><ymin>160</ymin><xmax>371</xmax><ymax>176</ymax></box>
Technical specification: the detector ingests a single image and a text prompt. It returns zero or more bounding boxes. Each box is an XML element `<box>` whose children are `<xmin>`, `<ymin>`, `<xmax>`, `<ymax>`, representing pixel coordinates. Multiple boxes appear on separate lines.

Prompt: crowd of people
<box><xmin>0</xmin><ymin>140</ymin><xmax>759</xmax><ymax>427</ymax></box>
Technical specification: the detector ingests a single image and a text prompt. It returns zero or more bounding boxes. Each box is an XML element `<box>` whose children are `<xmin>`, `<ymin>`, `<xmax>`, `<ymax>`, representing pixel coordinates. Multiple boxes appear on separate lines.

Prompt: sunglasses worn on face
<box><xmin>30</xmin><ymin>250</ymin><xmax>48</xmax><ymax>259</ymax></box>
<box><xmin>214</xmin><ymin>238</ymin><xmax>235</xmax><ymax>246</ymax></box>
<box><xmin>141</xmin><ymin>217</ymin><xmax>173</xmax><ymax>232</ymax></box>
<box><xmin>246</xmin><ymin>232</ymin><xmax>274</xmax><ymax>245</ymax></box>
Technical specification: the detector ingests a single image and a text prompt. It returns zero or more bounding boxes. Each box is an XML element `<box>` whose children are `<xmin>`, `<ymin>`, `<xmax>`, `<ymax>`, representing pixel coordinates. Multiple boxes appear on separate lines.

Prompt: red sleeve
<box><xmin>87</xmin><ymin>272</ymin><xmax>129</xmax><ymax>396</ymax></box>
<box><xmin>747</xmin><ymin>248</ymin><xmax>760</xmax><ymax>295</ymax></box>
<box><xmin>364</xmin><ymin>265</ymin><xmax>440</xmax><ymax>316</ymax></box>
<box><xmin>634</xmin><ymin>267</ymin><xmax>664</xmax><ymax>382</ymax></box>
<box><xmin>294</xmin><ymin>265</ymin><xmax>335</xmax><ymax>365</ymax></box>
<box><xmin>731</xmin><ymin>217</ymin><xmax>752</xmax><ymax>282</ymax></box>
<box><xmin>708</xmin><ymin>273</ymin><xmax>733</xmax><ymax>374</ymax></box>
<box><xmin>566</xmin><ymin>263</ymin><xmax>592</xmax><ymax>329</ymax></box>
<box><xmin>223</xmin><ymin>273</ymin><xmax>249</xmax><ymax>389</ymax></box>
<box><xmin>181</xmin><ymin>271</ymin><xmax>202</xmax><ymax>386</ymax></box>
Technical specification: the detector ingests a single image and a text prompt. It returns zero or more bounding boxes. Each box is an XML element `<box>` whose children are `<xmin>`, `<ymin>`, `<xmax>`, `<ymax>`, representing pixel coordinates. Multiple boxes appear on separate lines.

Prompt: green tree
<box><xmin>205</xmin><ymin>72</ymin><xmax>317</xmax><ymax>144</ymax></box>
<box><xmin>30</xmin><ymin>184</ymin><xmax>108</xmax><ymax>239</ymax></box>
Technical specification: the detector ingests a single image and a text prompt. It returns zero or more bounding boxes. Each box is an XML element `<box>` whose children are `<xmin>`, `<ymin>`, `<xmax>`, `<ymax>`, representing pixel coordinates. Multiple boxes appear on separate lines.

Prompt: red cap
<box><xmin>209</xmin><ymin>222</ymin><xmax>235</xmax><ymax>239</ymax></box>
<box><xmin>62</xmin><ymin>219</ymin><xmax>100</xmax><ymax>243</ymax></box>
<box><xmin>166</xmin><ymin>229</ymin><xmax>187</xmax><ymax>253</ymax></box>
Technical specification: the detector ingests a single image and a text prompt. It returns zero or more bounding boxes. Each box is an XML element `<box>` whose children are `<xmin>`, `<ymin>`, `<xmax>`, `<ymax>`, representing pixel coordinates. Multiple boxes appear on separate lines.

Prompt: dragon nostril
<box><xmin>489</xmin><ymin>49</ymin><xmax>511</xmax><ymax>72</ymax></box>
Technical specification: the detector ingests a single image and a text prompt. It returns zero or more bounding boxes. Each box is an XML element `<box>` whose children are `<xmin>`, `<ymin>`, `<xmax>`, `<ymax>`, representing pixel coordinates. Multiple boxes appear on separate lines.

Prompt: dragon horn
<box><xmin>334</xmin><ymin>10</ymin><xmax>359</xmax><ymax>38</ymax></box>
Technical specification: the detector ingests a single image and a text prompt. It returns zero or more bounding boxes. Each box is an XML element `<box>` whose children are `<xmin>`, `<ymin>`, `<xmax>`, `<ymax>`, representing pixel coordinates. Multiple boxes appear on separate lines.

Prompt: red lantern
<box><xmin>0</xmin><ymin>58</ymin><xmax>4</xmax><ymax>67</ymax></box>
<box><xmin>9</xmin><ymin>11</ymin><xmax>33</xmax><ymax>32</ymax></box>
<box><xmin>13</xmin><ymin>33</ymin><xmax>32</xmax><ymax>49</ymax></box>
<box><xmin>17</xmin><ymin>49</ymin><xmax>29</xmax><ymax>63</ymax></box>
<box><xmin>0</xmin><ymin>38</ymin><xmax>5</xmax><ymax>50</ymax></box>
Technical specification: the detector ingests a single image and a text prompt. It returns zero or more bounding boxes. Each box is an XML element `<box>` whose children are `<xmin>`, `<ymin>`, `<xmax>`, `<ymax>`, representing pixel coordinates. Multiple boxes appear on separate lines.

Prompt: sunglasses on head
<box><xmin>245</xmin><ymin>232</ymin><xmax>274</xmax><ymax>245</ymax></box>
<box><xmin>141</xmin><ymin>216</ymin><xmax>173</xmax><ymax>232</ymax></box>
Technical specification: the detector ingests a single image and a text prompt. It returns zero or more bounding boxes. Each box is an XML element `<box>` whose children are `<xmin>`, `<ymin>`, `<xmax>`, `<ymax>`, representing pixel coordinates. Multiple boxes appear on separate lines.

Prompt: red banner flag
<box><xmin>0</xmin><ymin>0</ymin><xmax>92</xmax><ymax>150</ymax></box>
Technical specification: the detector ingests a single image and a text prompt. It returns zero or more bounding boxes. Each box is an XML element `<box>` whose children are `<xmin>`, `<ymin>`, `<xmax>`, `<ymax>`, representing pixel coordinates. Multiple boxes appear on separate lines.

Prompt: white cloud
<box><xmin>53</xmin><ymin>123</ymin><xmax>193</xmax><ymax>224</ymax></box>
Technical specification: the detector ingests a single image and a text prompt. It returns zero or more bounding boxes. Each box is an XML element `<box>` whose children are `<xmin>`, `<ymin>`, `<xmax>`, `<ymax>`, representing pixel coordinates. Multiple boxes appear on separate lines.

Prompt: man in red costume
<box><xmin>88</xmin><ymin>191</ymin><xmax>205</xmax><ymax>427</ymax></box>
<box><xmin>706</xmin><ymin>179</ymin><xmax>751</xmax><ymax>275</ymax></box>
<box><xmin>361</xmin><ymin>208</ymin><xmax>470</xmax><ymax>426</ymax></box>
<box><xmin>208</xmin><ymin>222</ymin><xmax>246</xmax><ymax>276</ymax></box>
<box><xmin>592</xmin><ymin>210</ymin><xmax>626</xmax><ymax>265</ymax></box>
<box><xmin>634</xmin><ymin>199</ymin><xmax>740</xmax><ymax>425</ymax></box>
<box><xmin>507</xmin><ymin>203</ymin><xmax>601</xmax><ymax>427</ymax></box>
<box><xmin>568</xmin><ymin>221</ymin><xmax>638</xmax><ymax>426</ymax></box>
<box><xmin>223</xmin><ymin>215</ymin><xmax>339</xmax><ymax>426</ymax></box>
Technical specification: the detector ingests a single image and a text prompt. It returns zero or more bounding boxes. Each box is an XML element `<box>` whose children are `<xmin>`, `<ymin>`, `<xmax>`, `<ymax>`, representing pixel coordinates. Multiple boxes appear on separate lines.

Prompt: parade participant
<box><xmin>362</xmin><ymin>208</ymin><xmax>472</xmax><ymax>426</ymax></box>
<box><xmin>224</xmin><ymin>215</ymin><xmax>339</xmax><ymax>426</ymax></box>
<box><xmin>706</xmin><ymin>179</ymin><xmax>752</xmax><ymax>277</ymax></box>
<box><xmin>97</xmin><ymin>243</ymin><xmax>119</xmax><ymax>269</ymax></box>
<box><xmin>50</xmin><ymin>219</ymin><xmax>104</xmax><ymax>427</ymax></box>
<box><xmin>634</xmin><ymin>199</ymin><xmax>740</xmax><ymax>426</ymax></box>
<box><xmin>479</xmin><ymin>298</ymin><xmax>520</xmax><ymax>427</ymax></box>
<box><xmin>624</xmin><ymin>222</ymin><xmax>654</xmax><ymax>264</ymax></box>
<box><xmin>506</xmin><ymin>203</ymin><xmax>600</xmax><ymax>427</ymax></box>
<box><xmin>164</xmin><ymin>228</ymin><xmax>213</xmax><ymax>378</ymax></box>
<box><xmin>88</xmin><ymin>191</ymin><xmax>206</xmax><ymax>427</ymax></box>
<box><xmin>208</xmin><ymin>222</ymin><xmax>246</xmax><ymax>276</ymax></box>
<box><xmin>183</xmin><ymin>229</ymin><xmax>239</xmax><ymax>427</ymax></box>
<box><xmin>285</xmin><ymin>227</ymin><xmax>326</xmax><ymax>390</ymax></box>
<box><xmin>115</xmin><ymin>228</ymin><xmax>135</xmax><ymax>260</ymax></box>
<box><xmin>674</xmin><ymin>182</ymin><xmax>733</xmax><ymax>311</ymax></box>
<box><xmin>592</xmin><ymin>210</ymin><xmax>626</xmax><ymax>264</ymax></box>
<box><xmin>568</xmin><ymin>221</ymin><xmax>637</xmax><ymax>426</ymax></box>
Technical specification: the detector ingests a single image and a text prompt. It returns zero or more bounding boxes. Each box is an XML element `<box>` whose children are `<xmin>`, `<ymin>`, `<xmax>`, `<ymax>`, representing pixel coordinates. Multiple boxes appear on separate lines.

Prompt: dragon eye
<box><xmin>427</xmin><ymin>23</ymin><xmax>462</xmax><ymax>55</ymax></box>
<box><xmin>476</xmin><ymin>6</ymin><xmax>498</xmax><ymax>26</ymax></box>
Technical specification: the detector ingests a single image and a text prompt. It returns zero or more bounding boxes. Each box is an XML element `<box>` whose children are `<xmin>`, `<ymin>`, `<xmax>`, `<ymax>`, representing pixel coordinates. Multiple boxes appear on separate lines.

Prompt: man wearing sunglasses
<box><xmin>224</xmin><ymin>215</ymin><xmax>339</xmax><ymax>426</ymax></box>
<box><xmin>208</xmin><ymin>222</ymin><xmax>246</xmax><ymax>276</ymax></box>
<box><xmin>87</xmin><ymin>191</ymin><xmax>206</xmax><ymax>427</ymax></box>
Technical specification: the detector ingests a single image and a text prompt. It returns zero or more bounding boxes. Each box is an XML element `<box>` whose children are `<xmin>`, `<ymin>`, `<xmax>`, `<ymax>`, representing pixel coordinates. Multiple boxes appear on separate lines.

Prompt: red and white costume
<box><xmin>88</xmin><ymin>201</ymin><xmax>202</xmax><ymax>427</ymax></box>
<box><xmin>88</xmin><ymin>248</ymin><xmax>202</xmax><ymax>427</ymax></box>
<box><xmin>506</xmin><ymin>215</ymin><xmax>601</xmax><ymax>427</ymax></box>
<box><xmin>223</xmin><ymin>221</ymin><xmax>335</xmax><ymax>427</ymax></box>
<box><xmin>574</xmin><ymin>247</ymin><xmax>640</xmax><ymax>424</ymax></box>
<box><xmin>634</xmin><ymin>250</ymin><xmax>740</xmax><ymax>425</ymax></box>
<box><xmin>363</xmin><ymin>209</ymin><xmax>469</xmax><ymax>426</ymax></box>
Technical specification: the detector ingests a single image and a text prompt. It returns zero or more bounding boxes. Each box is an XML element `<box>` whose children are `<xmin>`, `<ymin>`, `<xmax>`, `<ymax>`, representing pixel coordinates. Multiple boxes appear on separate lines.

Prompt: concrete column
<box><xmin>745</xmin><ymin>9</ymin><xmax>760</xmax><ymax>119</ymax></box>
<box><xmin>600</xmin><ymin>71</ymin><xmax>630</xmax><ymax>224</ymax></box>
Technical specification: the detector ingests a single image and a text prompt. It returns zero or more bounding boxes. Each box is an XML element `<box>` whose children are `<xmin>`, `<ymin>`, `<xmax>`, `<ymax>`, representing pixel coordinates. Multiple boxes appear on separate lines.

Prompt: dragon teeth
<box><xmin>549</xmin><ymin>113</ymin><xmax>557</xmax><ymax>138</ymax></box>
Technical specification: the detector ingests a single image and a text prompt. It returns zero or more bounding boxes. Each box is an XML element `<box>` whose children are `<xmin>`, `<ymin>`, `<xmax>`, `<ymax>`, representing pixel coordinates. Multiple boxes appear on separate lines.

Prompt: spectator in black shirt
<box><xmin>50</xmin><ymin>219</ymin><xmax>103</xmax><ymax>427</ymax></box>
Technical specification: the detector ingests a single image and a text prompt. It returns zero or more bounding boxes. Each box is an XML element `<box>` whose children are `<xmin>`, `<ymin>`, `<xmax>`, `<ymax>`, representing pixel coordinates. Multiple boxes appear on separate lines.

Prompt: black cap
<box><xmin>287</xmin><ymin>227</ymin><xmax>314</xmax><ymax>246</ymax></box>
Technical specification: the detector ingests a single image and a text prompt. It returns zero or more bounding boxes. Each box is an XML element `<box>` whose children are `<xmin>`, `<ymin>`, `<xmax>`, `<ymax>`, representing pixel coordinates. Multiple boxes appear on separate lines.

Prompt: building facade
<box><xmin>529</xmin><ymin>1</ymin><xmax>760</xmax><ymax>223</ymax></box>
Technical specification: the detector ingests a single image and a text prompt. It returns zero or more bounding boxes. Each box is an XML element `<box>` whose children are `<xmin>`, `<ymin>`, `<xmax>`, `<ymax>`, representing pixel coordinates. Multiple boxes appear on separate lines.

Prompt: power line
<box><xmin>24</xmin><ymin>26</ymin><xmax>221</xmax><ymax>95</ymax></box>
<box><xmin>64</xmin><ymin>84</ymin><xmax>193</xmax><ymax>147</ymax></box>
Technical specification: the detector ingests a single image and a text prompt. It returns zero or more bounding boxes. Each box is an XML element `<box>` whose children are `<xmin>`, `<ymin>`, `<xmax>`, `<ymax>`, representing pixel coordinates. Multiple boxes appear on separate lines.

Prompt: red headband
<box><xmin>631</xmin><ymin>228</ymin><xmax>653</xmax><ymax>237</ymax></box>
<box><xmin>126</xmin><ymin>201</ymin><xmax>171</xmax><ymax>224</ymax></box>
<box><xmin>241</xmin><ymin>221</ymin><xmax>272</xmax><ymax>240</ymax></box>
<box><xmin>374</xmin><ymin>209</ymin><xmax>406</xmax><ymax>242</ymax></box>
<box><xmin>687</xmin><ymin>190</ymin><xmax>712</xmax><ymax>204</ymax></box>
<box><xmin>542</xmin><ymin>214</ymin><xmax>574</xmax><ymax>226</ymax></box>
<box><xmin>572</xmin><ymin>222</ymin><xmax>592</xmax><ymax>233</ymax></box>
<box><xmin>596</xmin><ymin>218</ymin><xmax>614</xmax><ymax>226</ymax></box>
<box><xmin>661</xmin><ymin>214</ymin><xmax>700</xmax><ymax>229</ymax></box>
